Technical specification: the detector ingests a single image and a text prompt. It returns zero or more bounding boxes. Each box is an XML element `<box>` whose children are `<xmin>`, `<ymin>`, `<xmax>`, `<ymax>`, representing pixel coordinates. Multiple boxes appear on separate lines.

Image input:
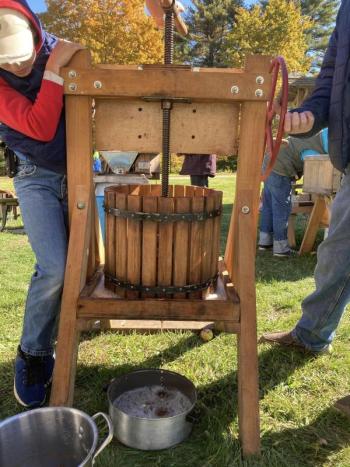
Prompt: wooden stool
<box><xmin>49</xmin><ymin>52</ymin><xmax>272</xmax><ymax>456</ymax></box>
<box><xmin>298</xmin><ymin>195</ymin><xmax>332</xmax><ymax>254</ymax></box>
<box><xmin>0</xmin><ymin>190</ymin><xmax>19</xmax><ymax>231</ymax></box>
<box><xmin>287</xmin><ymin>193</ymin><xmax>314</xmax><ymax>249</ymax></box>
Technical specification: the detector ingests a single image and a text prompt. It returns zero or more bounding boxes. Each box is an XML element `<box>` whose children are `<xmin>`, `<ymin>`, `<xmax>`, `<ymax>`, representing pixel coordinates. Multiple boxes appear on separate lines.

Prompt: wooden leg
<box><xmin>299</xmin><ymin>195</ymin><xmax>327</xmax><ymax>255</ymax></box>
<box><xmin>230</xmin><ymin>98</ymin><xmax>266</xmax><ymax>456</ymax></box>
<box><xmin>236</xmin><ymin>213</ymin><xmax>260</xmax><ymax>456</ymax></box>
<box><xmin>50</xmin><ymin>186</ymin><xmax>92</xmax><ymax>406</ymax></box>
<box><xmin>288</xmin><ymin>214</ymin><xmax>296</xmax><ymax>248</ymax></box>
<box><xmin>0</xmin><ymin>205</ymin><xmax>7</xmax><ymax>231</ymax></box>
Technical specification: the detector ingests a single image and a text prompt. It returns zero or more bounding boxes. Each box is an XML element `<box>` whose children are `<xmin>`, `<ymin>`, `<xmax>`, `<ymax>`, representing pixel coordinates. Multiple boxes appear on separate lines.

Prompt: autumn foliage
<box><xmin>40</xmin><ymin>0</ymin><xmax>164</xmax><ymax>64</ymax></box>
<box><xmin>225</xmin><ymin>0</ymin><xmax>313</xmax><ymax>73</ymax></box>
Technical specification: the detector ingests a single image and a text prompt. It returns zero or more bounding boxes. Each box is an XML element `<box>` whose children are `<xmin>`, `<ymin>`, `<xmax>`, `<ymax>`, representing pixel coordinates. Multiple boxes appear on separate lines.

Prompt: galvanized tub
<box><xmin>107</xmin><ymin>369</ymin><xmax>197</xmax><ymax>450</ymax></box>
<box><xmin>0</xmin><ymin>407</ymin><xmax>113</xmax><ymax>466</ymax></box>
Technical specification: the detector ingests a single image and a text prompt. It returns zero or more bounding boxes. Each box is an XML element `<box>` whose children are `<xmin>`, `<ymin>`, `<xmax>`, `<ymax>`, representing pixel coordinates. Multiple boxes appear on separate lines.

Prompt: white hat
<box><xmin>0</xmin><ymin>9</ymin><xmax>34</xmax><ymax>64</ymax></box>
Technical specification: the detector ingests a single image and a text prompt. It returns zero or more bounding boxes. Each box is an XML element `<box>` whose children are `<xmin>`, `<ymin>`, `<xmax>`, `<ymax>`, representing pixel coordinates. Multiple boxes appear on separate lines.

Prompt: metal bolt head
<box><xmin>241</xmin><ymin>205</ymin><xmax>250</xmax><ymax>214</ymax></box>
<box><xmin>231</xmin><ymin>85</ymin><xmax>239</xmax><ymax>95</ymax></box>
<box><xmin>68</xmin><ymin>70</ymin><xmax>77</xmax><ymax>78</ymax></box>
<box><xmin>69</xmin><ymin>83</ymin><xmax>77</xmax><ymax>91</ymax></box>
<box><xmin>255</xmin><ymin>89</ymin><xmax>264</xmax><ymax>98</ymax></box>
<box><xmin>94</xmin><ymin>81</ymin><xmax>102</xmax><ymax>89</ymax></box>
<box><xmin>77</xmin><ymin>201</ymin><xmax>86</xmax><ymax>209</ymax></box>
<box><xmin>256</xmin><ymin>76</ymin><xmax>264</xmax><ymax>85</ymax></box>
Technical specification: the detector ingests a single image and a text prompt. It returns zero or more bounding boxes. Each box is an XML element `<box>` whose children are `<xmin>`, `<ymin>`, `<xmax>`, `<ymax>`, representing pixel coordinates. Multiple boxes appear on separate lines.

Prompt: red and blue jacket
<box><xmin>0</xmin><ymin>0</ymin><xmax>66</xmax><ymax>174</ymax></box>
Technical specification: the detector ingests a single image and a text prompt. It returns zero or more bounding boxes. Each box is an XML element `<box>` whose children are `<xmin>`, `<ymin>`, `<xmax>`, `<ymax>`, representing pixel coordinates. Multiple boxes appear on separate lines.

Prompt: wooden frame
<box><xmin>50</xmin><ymin>51</ymin><xmax>271</xmax><ymax>457</ymax></box>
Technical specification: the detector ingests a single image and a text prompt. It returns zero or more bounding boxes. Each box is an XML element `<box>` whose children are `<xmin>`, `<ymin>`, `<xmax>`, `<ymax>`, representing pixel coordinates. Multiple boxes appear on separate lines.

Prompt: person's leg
<box><xmin>269</xmin><ymin>173</ymin><xmax>293</xmax><ymax>255</ymax></box>
<box><xmin>259</xmin><ymin>176</ymin><xmax>273</xmax><ymax>248</ymax></box>
<box><xmin>190</xmin><ymin>175</ymin><xmax>208</xmax><ymax>187</ymax></box>
<box><xmin>14</xmin><ymin>164</ymin><xmax>68</xmax><ymax>356</ymax></box>
<box><xmin>13</xmin><ymin>162</ymin><xmax>68</xmax><ymax>407</ymax></box>
<box><xmin>292</xmin><ymin>169</ymin><xmax>350</xmax><ymax>350</ymax></box>
<box><xmin>261</xmin><ymin>168</ymin><xmax>350</xmax><ymax>352</ymax></box>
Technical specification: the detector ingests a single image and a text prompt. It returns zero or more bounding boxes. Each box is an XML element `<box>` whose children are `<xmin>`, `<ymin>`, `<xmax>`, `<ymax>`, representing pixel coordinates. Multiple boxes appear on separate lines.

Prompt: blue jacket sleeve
<box><xmin>291</xmin><ymin>23</ymin><xmax>338</xmax><ymax>137</ymax></box>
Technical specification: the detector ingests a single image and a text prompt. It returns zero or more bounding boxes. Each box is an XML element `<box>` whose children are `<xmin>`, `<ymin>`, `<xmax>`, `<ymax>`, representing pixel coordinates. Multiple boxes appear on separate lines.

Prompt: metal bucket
<box><xmin>0</xmin><ymin>407</ymin><xmax>113</xmax><ymax>466</ymax></box>
<box><xmin>107</xmin><ymin>369</ymin><xmax>197</xmax><ymax>450</ymax></box>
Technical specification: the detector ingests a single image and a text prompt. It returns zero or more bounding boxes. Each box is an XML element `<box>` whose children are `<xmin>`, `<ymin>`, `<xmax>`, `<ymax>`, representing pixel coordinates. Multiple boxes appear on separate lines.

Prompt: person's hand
<box><xmin>46</xmin><ymin>39</ymin><xmax>83</xmax><ymax>75</ymax></box>
<box><xmin>284</xmin><ymin>111</ymin><xmax>315</xmax><ymax>134</ymax></box>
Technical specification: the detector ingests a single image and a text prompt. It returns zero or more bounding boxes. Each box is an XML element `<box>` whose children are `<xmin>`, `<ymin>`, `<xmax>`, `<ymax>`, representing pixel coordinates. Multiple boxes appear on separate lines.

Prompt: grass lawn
<box><xmin>1</xmin><ymin>174</ymin><xmax>350</xmax><ymax>466</ymax></box>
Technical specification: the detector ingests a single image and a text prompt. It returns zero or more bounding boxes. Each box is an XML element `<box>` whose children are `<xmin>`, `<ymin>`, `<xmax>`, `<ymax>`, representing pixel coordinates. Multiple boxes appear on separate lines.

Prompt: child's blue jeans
<box><xmin>14</xmin><ymin>161</ymin><xmax>68</xmax><ymax>357</ymax></box>
<box><xmin>259</xmin><ymin>171</ymin><xmax>293</xmax><ymax>254</ymax></box>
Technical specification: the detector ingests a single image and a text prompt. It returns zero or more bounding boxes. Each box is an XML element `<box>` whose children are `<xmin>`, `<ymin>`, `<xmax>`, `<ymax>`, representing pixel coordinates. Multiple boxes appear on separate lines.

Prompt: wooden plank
<box><xmin>126</xmin><ymin>194</ymin><xmax>142</xmax><ymax>298</ymax></box>
<box><xmin>298</xmin><ymin>195</ymin><xmax>327</xmax><ymax>255</ymax></box>
<box><xmin>173</xmin><ymin>186</ymin><xmax>190</xmax><ymax>298</ymax></box>
<box><xmin>141</xmin><ymin>196</ymin><xmax>158</xmax><ymax>298</ymax></box>
<box><xmin>62</xmin><ymin>65</ymin><xmax>271</xmax><ymax>102</ymax></box>
<box><xmin>146</xmin><ymin>0</ymin><xmax>188</xmax><ymax>36</ymax></box>
<box><xmin>211</xmin><ymin>191</ymin><xmax>223</xmax><ymax>278</ymax></box>
<box><xmin>224</xmin><ymin>206</ymin><xmax>235</xmax><ymax>281</ymax></box>
<box><xmin>95</xmin><ymin>100</ymin><xmax>239</xmax><ymax>154</ymax></box>
<box><xmin>99</xmin><ymin>319</ymin><xmax>240</xmax><ymax>333</ymax></box>
<box><xmin>50</xmin><ymin>185</ymin><xmax>91</xmax><ymax>406</ymax></box>
<box><xmin>232</xmin><ymin>97</ymin><xmax>267</xmax><ymax>457</ymax></box>
<box><xmin>170</xmin><ymin>103</ymin><xmax>238</xmax><ymax>155</ymax></box>
<box><xmin>77</xmin><ymin>297</ymin><xmax>239</xmax><ymax>321</ymax></box>
<box><xmin>64</xmin><ymin>50</ymin><xmax>96</xmax><ymax>279</ymax></box>
<box><xmin>115</xmin><ymin>187</ymin><xmax>128</xmax><ymax>297</ymax></box>
<box><xmin>287</xmin><ymin>214</ymin><xmax>297</xmax><ymax>249</ymax></box>
<box><xmin>188</xmin><ymin>193</ymin><xmax>204</xmax><ymax>299</ymax></box>
<box><xmin>150</xmin><ymin>184</ymin><xmax>162</xmax><ymax>196</ymax></box>
<box><xmin>105</xmin><ymin>189</ymin><xmax>116</xmax><ymax>292</ymax></box>
<box><xmin>158</xmin><ymin>196</ymin><xmax>175</xmax><ymax>296</ymax></box>
<box><xmin>201</xmin><ymin>195</ymin><xmax>215</xmax><ymax>298</ymax></box>
<box><xmin>303</xmin><ymin>155</ymin><xmax>341</xmax><ymax>195</ymax></box>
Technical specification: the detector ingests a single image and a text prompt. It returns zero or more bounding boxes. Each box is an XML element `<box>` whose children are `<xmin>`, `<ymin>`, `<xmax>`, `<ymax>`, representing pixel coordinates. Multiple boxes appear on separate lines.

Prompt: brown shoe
<box><xmin>259</xmin><ymin>330</ymin><xmax>332</xmax><ymax>354</ymax></box>
<box><xmin>334</xmin><ymin>395</ymin><xmax>350</xmax><ymax>418</ymax></box>
<box><xmin>259</xmin><ymin>330</ymin><xmax>305</xmax><ymax>348</ymax></box>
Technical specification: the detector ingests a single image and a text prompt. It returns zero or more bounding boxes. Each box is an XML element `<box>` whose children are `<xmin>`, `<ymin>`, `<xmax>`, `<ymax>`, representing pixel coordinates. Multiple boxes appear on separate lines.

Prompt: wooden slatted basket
<box><xmin>104</xmin><ymin>184</ymin><xmax>222</xmax><ymax>299</ymax></box>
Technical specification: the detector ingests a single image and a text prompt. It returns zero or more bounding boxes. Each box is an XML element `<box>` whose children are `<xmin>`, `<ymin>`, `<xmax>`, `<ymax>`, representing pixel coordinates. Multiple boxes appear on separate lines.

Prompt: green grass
<box><xmin>1</xmin><ymin>175</ymin><xmax>350</xmax><ymax>466</ymax></box>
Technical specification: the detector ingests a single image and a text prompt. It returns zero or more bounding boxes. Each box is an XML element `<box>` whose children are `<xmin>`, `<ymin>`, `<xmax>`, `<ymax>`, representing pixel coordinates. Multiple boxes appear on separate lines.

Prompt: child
<box><xmin>0</xmin><ymin>0</ymin><xmax>81</xmax><ymax>407</ymax></box>
<box><xmin>259</xmin><ymin>129</ymin><xmax>328</xmax><ymax>257</ymax></box>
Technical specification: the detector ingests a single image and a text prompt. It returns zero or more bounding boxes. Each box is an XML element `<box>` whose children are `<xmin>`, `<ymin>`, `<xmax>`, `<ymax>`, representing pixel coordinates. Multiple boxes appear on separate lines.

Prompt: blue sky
<box><xmin>29</xmin><ymin>0</ymin><xmax>256</xmax><ymax>14</ymax></box>
<box><xmin>28</xmin><ymin>0</ymin><xmax>46</xmax><ymax>12</ymax></box>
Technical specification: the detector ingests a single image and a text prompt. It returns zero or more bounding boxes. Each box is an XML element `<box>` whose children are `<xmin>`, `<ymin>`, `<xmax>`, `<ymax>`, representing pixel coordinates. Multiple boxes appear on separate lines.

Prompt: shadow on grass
<box><xmin>72</xmin><ymin>340</ymin><xmax>350</xmax><ymax>466</ymax></box>
<box><xmin>0</xmin><ymin>340</ymin><xmax>349</xmax><ymax>466</ymax></box>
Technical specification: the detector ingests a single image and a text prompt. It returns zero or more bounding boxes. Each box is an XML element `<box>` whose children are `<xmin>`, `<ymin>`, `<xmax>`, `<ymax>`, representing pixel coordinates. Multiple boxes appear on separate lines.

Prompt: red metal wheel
<box><xmin>262</xmin><ymin>56</ymin><xmax>289</xmax><ymax>181</ymax></box>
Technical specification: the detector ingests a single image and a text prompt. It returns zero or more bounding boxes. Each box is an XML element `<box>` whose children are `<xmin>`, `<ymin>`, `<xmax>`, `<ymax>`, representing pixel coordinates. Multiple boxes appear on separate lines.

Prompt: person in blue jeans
<box><xmin>0</xmin><ymin>1</ymin><xmax>81</xmax><ymax>408</ymax></box>
<box><xmin>259</xmin><ymin>129</ymin><xmax>328</xmax><ymax>257</ymax></box>
<box><xmin>261</xmin><ymin>0</ymin><xmax>350</xmax><ymax>417</ymax></box>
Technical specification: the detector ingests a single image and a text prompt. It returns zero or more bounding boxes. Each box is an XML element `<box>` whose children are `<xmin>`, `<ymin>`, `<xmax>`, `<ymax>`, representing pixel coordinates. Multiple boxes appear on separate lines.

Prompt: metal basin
<box><xmin>107</xmin><ymin>369</ymin><xmax>197</xmax><ymax>450</ymax></box>
<box><xmin>0</xmin><ymin>407</ymin><xmax>113</xmax><ymax>467</ymax></box>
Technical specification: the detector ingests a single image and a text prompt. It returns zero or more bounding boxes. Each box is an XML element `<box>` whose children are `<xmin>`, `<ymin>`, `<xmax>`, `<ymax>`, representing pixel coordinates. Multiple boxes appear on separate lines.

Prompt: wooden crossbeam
<box><xmin>61</xmin><ymin>66</ymin><xmax>271</xmax><ymax>102</ymax></box>
<box><xmin>77</xmin><ymin>297</ymin><xmax>239</xmax><ymax>322</ymax></box>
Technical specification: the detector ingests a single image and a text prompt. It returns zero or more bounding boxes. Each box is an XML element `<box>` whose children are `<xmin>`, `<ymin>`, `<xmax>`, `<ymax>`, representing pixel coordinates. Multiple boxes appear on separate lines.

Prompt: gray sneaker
<box><xmin>273</xmin><ymin>249</ymin><xmax>296</xmax><ymax>258</ymax></box>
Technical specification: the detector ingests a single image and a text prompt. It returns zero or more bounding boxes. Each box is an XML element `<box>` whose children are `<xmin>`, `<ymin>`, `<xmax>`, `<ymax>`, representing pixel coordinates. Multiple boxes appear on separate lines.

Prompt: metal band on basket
<box><xmin>105</xmin><ymin>206</ymin><xmax>222</xmax><ymax>223</ymax></box>
<box><xmin>105</xmin><ymin>273</ymin><xmax>218</xmax><ymax>294</ymax></box>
